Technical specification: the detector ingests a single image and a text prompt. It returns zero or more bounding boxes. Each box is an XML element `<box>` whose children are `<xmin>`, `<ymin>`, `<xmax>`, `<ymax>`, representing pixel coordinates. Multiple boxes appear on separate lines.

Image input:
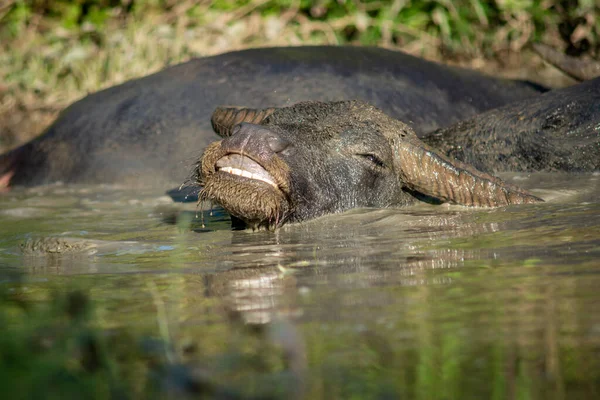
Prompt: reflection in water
<box><xmin>204</xmin><ymin>266</ymin><xmax>298</xmax><ymax>325</ymax></box>
<box><xmin>0</xmin><ymin>173</ymin><xmax>599</xmax><ymax>398</ymax></box>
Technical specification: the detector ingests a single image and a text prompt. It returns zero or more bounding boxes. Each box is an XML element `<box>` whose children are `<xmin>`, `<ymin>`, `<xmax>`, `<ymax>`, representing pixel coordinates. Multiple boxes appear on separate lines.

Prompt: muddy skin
<box><xmin>0</xmin><ymin>46</ymin><xmax>543</xmax><ymax>188</ymax></box>
<box><xmin>424</xmin><ymin>76</ymin><xmax>600</xmax><ymax>174</ymax></box>
<box><xmin>197</xmin><ymin>101</ymin><xmax>542</xmax><ymax>230</ymax></box>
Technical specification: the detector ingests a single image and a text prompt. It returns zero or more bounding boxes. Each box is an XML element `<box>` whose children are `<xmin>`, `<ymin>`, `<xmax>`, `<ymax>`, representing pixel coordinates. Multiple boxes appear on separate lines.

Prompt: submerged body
<box><xmin>425</xmin><ymin>76</ymin><xmax>600</xmax><ymax>173</ymax></box>
<box><xmin>0</xmin><ymin>46</ymin><xmax>541</xmax><ymax>187</ymax></box>
<box><xmin>198</xmin><ymin>77</ymin><xmax>600</xmax><ymax>228</ymax></box>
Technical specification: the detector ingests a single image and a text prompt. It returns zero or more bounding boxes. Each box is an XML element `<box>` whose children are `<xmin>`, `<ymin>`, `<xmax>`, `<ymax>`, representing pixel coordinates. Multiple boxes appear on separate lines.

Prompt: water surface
<box><xmin>1</xmin><ymin>173</ymin><xmax>599</xmax><ymax>399</ymax></box>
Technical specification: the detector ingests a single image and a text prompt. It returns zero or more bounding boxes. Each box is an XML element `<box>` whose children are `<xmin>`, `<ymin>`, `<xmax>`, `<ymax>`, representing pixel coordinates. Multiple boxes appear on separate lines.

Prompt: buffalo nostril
<box><xmin>267</xmin><ymin>135</ymin><xmax>290</xmax><ymax>153</ymax></box>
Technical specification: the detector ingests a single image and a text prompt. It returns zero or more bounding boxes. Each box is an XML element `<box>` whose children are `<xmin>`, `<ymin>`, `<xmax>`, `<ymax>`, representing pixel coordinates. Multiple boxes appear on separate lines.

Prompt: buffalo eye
<box><xmin>357</xmin><ymin>153</ymin><xmax>386</xmax><ymax>168</ymax></box>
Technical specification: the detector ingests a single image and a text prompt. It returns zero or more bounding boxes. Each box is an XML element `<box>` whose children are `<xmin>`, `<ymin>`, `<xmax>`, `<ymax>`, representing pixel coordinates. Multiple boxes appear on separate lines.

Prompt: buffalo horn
<box><xmin>533</xmin><ymin>43</ymin><xmax>600</xmax><ymax>81</ymax></box>
<box><xmin>211</xmin><ymin>106</ymin><xmax>276</xmax><ymax>137</ymax></box>
<box><xmin>394</xmin><ymin>137</ymin><xmax>544</xmax><ymax>207</ymax></box>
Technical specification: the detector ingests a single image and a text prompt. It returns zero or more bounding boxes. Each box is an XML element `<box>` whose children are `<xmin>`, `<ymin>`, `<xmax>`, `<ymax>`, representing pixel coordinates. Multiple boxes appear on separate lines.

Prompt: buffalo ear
<box><xmin>211</xmin><ymin>106</ymin><xmax>276</xmax><ymax>137</ymax></box>
<box><xmin>533</xmin><ymin>43</ymin><xmax>600</xmax><ymax>81</ymax></box>
<box><xmin>394</xmin><ymin>136</ymin><xmax>543</xmax><ymax>207</ymax></box>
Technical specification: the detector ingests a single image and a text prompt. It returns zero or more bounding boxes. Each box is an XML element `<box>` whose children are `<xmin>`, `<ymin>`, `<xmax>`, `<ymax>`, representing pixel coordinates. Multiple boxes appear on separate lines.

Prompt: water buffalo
<box><xmin>0</xmin><ymin>46</ymin><xmax>542</xmax><ymax>187</ymax></box>
<box><xmin>198</xmin><ymin>101</ymin><xmax>543</xmax><ymax>230</ymax></box>
<box><xmin>198</xmin><ymin>69</ymin><xmax>600</xmax><ymax>229</ymax></box>
<box><xmin>424</xmin><ymin>76</ymin><xmax>600</xmax><ymax>173</ymax></box>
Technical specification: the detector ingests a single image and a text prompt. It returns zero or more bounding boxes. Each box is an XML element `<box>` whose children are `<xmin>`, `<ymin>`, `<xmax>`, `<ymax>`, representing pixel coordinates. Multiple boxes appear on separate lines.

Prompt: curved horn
<box><xmin>394</xmin><ymin>137</ymin><xmax>543</xmax><ymax>207</ymax></box>
<box><xmin>211</xmin><ymin>106</ymin><xmax>276</xmax><ymax>137</ymax></box>
<box><xmin>533</xmin><ymin>43</ymin><xmax>600</xmax><ymax>81</ymax></box>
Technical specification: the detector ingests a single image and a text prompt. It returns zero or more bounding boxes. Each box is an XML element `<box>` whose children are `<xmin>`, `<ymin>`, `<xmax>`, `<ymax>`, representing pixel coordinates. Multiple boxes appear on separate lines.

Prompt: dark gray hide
<box><xmin>0</xmin><ymin>46</ymin><xmax>542</xmax><ymax>187</ymax></box>
<box><xmin>424</xmin><ymin>76</ymin><xmax>600</xmax><ymax>173</ymax></box>
<box><xmin>198</xmin><ymin>101</ymin><xmax>541</xmax><ymax>229</ymax></box>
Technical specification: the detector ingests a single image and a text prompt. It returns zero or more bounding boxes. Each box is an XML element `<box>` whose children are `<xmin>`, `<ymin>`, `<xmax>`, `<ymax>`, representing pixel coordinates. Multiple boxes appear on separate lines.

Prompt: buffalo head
<box><xmin>196</xmin><ymin>101</ymin><xmax>542</xmax><ymax>230</ymax></box>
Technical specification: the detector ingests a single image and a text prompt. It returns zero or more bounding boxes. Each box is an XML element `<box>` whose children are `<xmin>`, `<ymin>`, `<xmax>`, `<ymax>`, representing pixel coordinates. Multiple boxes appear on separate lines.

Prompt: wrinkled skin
<box><xmin>198</xmin><ymin>101</ymin><xmax>541</xmax><ymax>230</ymax></box>
<box><xmin>424</xmin><ymin>76</ymin><xmax>600</xmax><ymax>173</ymax></box>
<box><xmin>0</xmin><ymin>46</ymin><xmax>542</xmax><ymax>187</ymax></box>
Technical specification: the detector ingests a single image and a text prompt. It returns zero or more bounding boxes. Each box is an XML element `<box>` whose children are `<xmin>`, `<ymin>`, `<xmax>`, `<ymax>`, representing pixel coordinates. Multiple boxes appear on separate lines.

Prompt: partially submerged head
<box><xmin>197</xmin><ymin>101</ymin><xmax>542</xmax><ymax>230</ymax></box>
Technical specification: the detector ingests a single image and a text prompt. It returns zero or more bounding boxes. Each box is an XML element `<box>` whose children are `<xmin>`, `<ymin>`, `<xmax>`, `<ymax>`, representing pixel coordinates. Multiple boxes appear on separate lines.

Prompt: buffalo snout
<box><xmin>222</xmin><ymin>123</ymin><xmax>290</xmax><ymax>161</ymax></box>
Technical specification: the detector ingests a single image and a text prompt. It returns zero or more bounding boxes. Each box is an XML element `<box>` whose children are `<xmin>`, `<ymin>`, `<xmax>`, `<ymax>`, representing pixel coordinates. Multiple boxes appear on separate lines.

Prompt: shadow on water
<box><xmin>0</xmin><ymin>173</ymin><xmax>599</xmax><ymax>399</ymax></box>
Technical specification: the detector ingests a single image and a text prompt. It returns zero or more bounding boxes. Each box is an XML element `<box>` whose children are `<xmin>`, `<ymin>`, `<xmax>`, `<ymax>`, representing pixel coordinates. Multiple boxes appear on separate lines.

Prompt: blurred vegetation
<box><xmin>0</xmin><ymin>0</ymin><xmax>598</xmax><ymax>151</ymax></box>
<box><xmin>2</xmin><ymin>270</ymin><xmax>600</xmax><ymax>399</ymax></box>
<box><xmin>0</xmin><ymin>289</ymin><xmax>142</xmax><ymax>399</ymax></box>
<box><xmin>2</xmin><ymin>1</ymin><xmax>599</xmax><ymax>55</ymax></box>
<box><xmin>0</xmin><ymin>285</ymin><xmax>296</xmax><ymax>399</ymax></box>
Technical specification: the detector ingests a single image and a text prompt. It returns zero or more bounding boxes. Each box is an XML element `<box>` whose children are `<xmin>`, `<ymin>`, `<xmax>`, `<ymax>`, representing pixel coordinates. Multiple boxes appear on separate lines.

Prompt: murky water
<box><xmin>1</xmin><ymin>172</ymin><xmax>599</xmax><ymax>399</ymax></box>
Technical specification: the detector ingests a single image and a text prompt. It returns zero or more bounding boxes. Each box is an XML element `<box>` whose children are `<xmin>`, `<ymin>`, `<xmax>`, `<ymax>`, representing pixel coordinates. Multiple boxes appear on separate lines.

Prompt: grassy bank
<box><xmin>0</xmin><ymin>0</ymin><xmax>598</xmax><ymax>152</ymax></box>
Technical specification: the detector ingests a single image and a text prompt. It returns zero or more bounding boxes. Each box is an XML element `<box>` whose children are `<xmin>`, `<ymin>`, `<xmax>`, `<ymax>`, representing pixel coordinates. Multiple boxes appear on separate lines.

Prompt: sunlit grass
<box><xmin>0</xmin><ymin>1</ymin><xmax>597</xmax><ymax>152</ymax></box>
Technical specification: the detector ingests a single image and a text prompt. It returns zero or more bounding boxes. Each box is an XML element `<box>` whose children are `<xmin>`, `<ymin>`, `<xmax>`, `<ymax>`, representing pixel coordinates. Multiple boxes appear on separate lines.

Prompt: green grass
<box><xmin>0</xmin><ymin>1</ymin><xmax>598</xmax><ymax>152</ymax></box>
